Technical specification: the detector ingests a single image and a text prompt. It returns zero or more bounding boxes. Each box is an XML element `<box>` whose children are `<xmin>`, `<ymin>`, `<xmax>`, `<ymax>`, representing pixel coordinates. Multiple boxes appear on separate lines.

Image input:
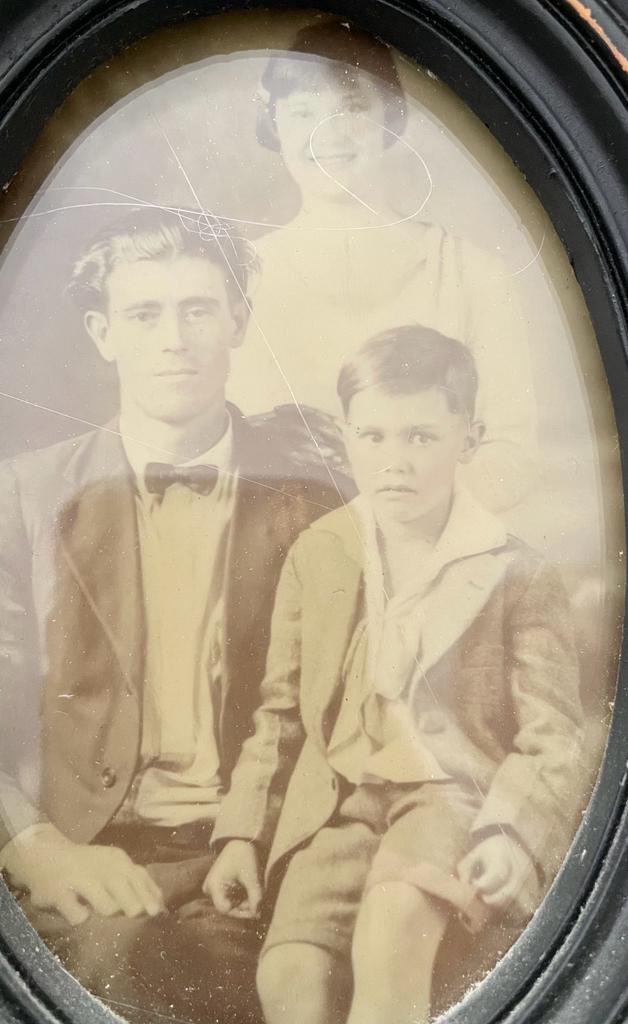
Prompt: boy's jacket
<box><xmin>213</xmin><ymin>496</ymin><xmax>584</xmax><ymax>887</ymax></box>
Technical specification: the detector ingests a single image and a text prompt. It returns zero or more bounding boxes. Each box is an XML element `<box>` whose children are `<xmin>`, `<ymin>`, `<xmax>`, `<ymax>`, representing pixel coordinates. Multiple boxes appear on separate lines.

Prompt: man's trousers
<box><xmin>16</xmin><ymin>821</ymin><xmax>264</xmax><ymax>1024</ymax></box>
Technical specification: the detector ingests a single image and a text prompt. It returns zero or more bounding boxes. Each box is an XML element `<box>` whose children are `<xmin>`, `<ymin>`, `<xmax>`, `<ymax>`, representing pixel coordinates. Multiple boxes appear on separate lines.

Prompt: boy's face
<box><xmin>343</xmin><ymin>385</ymin><xmax>482</xmax><ymax>528</ymax></box>
<box><xmin>85</xmin><ymin>254</ymin><xmax>247</xmax><ymax>426</ymax></box>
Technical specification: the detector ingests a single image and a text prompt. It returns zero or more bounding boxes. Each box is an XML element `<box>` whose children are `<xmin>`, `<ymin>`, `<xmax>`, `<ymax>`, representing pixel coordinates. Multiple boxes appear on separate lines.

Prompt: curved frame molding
<box><xmin>0</xmin><ymin>2</ymin><xmax>626</xmax><ymax>1022</ymax></box>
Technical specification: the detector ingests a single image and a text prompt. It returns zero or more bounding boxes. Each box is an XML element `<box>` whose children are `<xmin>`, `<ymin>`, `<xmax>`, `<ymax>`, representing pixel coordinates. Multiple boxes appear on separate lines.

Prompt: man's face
<box><xmin>343</xmin><ymin>385</ymin><xmax>481</xmax><ymax>528</ymax></box>
<box><xmin>274</xmin><ymin>70</ymin><xmax>388</xmax><ymax>201</ymax></box>
<box><xmin>86</xmin><ymin>255</ymin><xmax>247</xmax><ymax>425</ymax></box>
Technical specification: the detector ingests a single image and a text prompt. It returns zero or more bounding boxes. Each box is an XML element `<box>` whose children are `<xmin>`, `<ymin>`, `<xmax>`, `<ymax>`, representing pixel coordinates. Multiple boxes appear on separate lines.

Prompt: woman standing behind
<box><xmin>229</xmin><ymin>18</ymin><xmax>537</xmax><ymax>512</ymax></box>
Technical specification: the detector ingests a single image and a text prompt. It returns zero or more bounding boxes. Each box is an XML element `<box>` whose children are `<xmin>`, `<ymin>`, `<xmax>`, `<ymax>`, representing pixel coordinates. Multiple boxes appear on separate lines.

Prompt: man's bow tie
<box><xmin>144</xmin><ymin>462</ymin><xmax>220</xmax><ymax>497</ymax></box>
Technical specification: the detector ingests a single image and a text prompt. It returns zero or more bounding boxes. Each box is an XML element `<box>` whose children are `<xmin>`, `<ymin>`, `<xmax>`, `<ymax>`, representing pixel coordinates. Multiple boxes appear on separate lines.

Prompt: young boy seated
<box><xmin>207</xmin><ymin>325</ymin><xmax>584</xmax><ymax>1024</ymax></box>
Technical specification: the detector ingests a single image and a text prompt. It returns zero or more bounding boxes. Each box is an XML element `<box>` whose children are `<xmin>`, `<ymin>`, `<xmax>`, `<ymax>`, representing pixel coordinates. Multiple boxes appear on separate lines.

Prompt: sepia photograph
<box><xmin>0</xmin><ymin>9</ymin><xmax>624</xmax><ymax>1024</ymax></box>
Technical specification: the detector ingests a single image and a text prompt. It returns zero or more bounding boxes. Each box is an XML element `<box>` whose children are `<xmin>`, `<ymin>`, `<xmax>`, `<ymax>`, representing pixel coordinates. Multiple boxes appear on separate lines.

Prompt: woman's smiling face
<box><xmin>273</xmin><ymin>68</ymin><xmax>389</xmax><ymax>201</ymax></box>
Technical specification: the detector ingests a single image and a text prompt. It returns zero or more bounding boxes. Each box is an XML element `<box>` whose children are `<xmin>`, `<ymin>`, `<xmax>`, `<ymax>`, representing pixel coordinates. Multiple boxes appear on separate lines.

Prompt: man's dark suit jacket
<box><xmin>0</xmin><ymin>405</ymin><xmax>347</xmax><ymax>849</ymax></box>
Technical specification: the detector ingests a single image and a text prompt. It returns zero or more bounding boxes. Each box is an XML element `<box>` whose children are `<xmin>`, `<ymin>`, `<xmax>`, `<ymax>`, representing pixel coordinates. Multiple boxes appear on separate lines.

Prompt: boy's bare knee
<box><xmin>257</xmin><ymin>945</ymin><xmax>308</xmax><ymax>1020</ymax></box>
<box><xmin>364</xmin><ymin>880</ymin><xmax>432</xmax><ymax>919</ymax></box>
<box><xmin>356</xmin><ymin>882</ymin><xmax>440</xmax><ymax>952</ymax></box>
<box><xmin>257</xmin><ymin>944</ymin><xmax>338</xmax><ymax>1024</ymax></box>
<box><xmin>257</xmin><ymin>948</ymin><xmax>290</xmax><ymax>1012</ymax></box>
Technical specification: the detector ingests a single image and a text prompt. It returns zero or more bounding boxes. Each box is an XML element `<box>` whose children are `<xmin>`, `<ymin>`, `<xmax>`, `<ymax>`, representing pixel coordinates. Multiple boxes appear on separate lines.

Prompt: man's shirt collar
<box><xmin>120</xmin><ymin>412</ymin><xmax>234</xmax><ymax>498</ymax></box>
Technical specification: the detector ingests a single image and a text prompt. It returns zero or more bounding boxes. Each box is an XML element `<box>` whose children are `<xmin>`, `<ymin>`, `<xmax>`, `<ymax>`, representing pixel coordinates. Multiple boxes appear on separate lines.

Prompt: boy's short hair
<box><xmin>68</xmin><ymin>207</ymin><xmax>258</xmax><ymax>313</ymax></box>
<box><xmin>257</xmin><ymin>18</ymin><xmax>407</xmax><ymax>152</ymax></box>
<box><xmin>337</xmin><ymin>325</ymin><xmax>479</xmax><ymax>420</ymax></box>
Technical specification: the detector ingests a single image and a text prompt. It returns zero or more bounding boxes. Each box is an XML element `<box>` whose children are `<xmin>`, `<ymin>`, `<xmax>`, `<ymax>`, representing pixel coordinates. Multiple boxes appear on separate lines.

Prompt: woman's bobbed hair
<box><xmin>256</xmin><ymin>18</ymin><xmax>407</xmax><ymax>153</ymax></box>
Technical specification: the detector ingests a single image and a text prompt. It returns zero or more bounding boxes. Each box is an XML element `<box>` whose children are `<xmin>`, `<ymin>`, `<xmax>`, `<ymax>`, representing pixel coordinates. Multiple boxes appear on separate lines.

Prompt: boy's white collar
<box><xmin>353</xmin><ymin>484</ymin><xmax>508</xmax><ymax>573</ymax></box>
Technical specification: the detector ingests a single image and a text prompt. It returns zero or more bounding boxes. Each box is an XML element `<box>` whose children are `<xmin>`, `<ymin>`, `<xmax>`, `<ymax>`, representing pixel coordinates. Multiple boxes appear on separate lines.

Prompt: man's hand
<box><xmin>204</xmin><ymin>840</ymin><xmax>262</xmax><ymax>919</ymax></box>
<box><xmin>457</xmin><ymin>834</ymin><xmax>536</xmax><ymax>910</ymax></box>
<box><xmin>2</xmin><ymin>824</ymin><xmax>165</xmax><ymax>925</ymax></box>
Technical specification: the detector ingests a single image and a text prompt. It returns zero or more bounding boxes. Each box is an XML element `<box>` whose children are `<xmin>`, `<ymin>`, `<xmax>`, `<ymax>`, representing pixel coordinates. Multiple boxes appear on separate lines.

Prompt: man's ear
<box><xmin>229</xmin><ymin>299</ymin><xmax>251</xmax><ymax>350</ymax></box>
<box><xmin>84</xmin><ymin>310</ymin><xmax>115</xmax><ymax>363</ymax></box>
<box><xmin>459</xmin><ymin>418</ymin><xmax>485</xmax><ymax>464</ymax></box>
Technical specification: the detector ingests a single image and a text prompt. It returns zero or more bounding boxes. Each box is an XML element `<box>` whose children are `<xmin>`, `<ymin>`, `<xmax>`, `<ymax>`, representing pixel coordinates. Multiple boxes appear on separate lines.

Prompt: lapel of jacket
<box><xmin>416</xmin><ymin>489</ymin><xmax>512</xmax><ymax>675</ymax></box>
<box><xmin>418</xmin><ymin>553</ymin><xmax>512</xmax><ymax>675</ymax></box>
<box><xmin>300</xmin><ymin>502</ymin><xmax>365</xmax><ymax>745</ymax></box>
<box><xmin>221</xmin><ymin>408</ymin><xmax>284</xmax><ymax>705</ymax></box>
<box><xmin>57</xmin><ymin>425</ymin><xmax>144</xmax><ymax>694</ymax></box>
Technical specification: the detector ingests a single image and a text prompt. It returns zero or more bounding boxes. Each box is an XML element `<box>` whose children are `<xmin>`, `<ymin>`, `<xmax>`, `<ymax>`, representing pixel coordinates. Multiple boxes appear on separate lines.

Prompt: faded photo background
<box><xmin>0</xmin><ymin>1</ymin><xmax>623</xmax><ymax>901</ymax></box>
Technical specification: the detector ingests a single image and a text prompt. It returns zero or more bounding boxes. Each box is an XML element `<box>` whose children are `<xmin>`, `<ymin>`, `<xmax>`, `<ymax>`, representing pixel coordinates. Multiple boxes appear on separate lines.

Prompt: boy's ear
<box><xmin>459</xmin><ymin>419</ymin><xmax>485</xmax><ymax>463</ymax></box>
<box><xmin>84</xmin><ymin>310</ymin><xmax>115</xmax><ymax>363</ymax></box>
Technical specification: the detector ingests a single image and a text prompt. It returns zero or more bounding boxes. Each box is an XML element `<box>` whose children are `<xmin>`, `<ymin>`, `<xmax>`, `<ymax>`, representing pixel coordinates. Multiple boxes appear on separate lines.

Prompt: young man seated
<box><xmin>0</xmin><ymin>208</ymin><xmax>345</xmax><ymax>1024</ymax></box>
<box><xmin>207</xmin><ymin>325</ymin><xmax>584</xmax><ymax>1024</ymax></box>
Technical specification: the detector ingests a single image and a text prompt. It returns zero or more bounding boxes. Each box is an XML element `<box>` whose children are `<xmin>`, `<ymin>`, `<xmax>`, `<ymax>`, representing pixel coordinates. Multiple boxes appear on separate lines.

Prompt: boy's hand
<box><xmin>457</xmin><ymin>834</ymin><xmax>536</xmax><ymax>910</ymax></box>
<box><xmin>3</xmin><ymin>824</ymin><xmax>165</xmax><ymax>924</ymax></box>
<box><xmin>204</xmin><ymin>840</ymin><xmax>262</xmax><ymax>919</ymax></box>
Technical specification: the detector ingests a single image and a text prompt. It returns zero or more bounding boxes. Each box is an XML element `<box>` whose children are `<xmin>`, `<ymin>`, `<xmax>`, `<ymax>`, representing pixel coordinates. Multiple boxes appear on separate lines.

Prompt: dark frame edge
<box><xmin>0</xmin><ymin>3</ymin><xmax>626</xmax><ymax>1024</ymax></box>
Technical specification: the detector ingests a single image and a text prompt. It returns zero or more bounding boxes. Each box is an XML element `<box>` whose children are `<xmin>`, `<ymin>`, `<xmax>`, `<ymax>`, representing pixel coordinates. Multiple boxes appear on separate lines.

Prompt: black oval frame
<box><xmin>0</xmin><ymin>1</ymin><xmax>627</xmax><ymax>1022</ymax></box>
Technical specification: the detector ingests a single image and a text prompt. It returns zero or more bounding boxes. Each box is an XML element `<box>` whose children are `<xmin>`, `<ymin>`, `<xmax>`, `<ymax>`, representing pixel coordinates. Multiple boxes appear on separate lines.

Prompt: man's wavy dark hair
<box><xmin>68</xmin><ymin>207</ymin><xmax>258</xmax><ymax>312</ymax></box>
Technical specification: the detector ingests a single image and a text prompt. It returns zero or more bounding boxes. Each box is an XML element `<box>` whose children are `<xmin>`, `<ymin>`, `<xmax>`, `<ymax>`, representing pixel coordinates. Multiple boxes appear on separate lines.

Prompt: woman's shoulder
<box><xmin>412</xmin><ymin>221</ymin><xmax>503</xmax><ymax>272</ymax></box>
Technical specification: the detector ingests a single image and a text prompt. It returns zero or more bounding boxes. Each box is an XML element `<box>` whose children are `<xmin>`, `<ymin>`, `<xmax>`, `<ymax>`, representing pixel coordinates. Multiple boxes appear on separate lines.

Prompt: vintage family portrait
<box><xmin>0</xmin><ymin>10</ymin><xmax>623</xmax><ymax>1024</ymax></box>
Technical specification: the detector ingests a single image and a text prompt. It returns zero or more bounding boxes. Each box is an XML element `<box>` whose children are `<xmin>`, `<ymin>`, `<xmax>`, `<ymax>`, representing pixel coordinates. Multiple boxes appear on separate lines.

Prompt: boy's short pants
<box><xmin>262</xmin><ymin>779</ymin><xmax>486</xmax><ymax>960</ymax></box>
